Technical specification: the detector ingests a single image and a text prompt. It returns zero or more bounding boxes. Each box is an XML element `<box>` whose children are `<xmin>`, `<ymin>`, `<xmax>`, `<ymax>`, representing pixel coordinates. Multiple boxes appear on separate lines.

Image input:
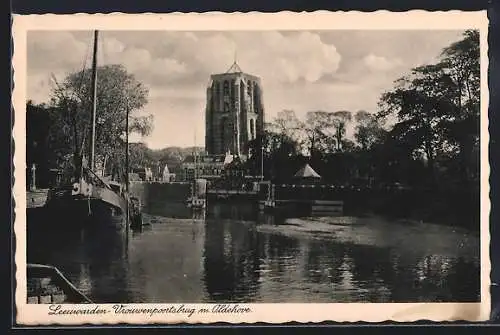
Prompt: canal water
<box><xmin>27</xmin><ymin>200</ymin><xmax>480</xmax><ymax>303</ymax></box>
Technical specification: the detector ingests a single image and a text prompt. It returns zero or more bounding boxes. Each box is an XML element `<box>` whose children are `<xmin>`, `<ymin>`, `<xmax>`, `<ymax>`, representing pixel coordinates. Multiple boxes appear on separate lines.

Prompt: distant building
<box><xmin>178</xmin><ymin>152</ymin><xmax>234</xmax><ymax>182</ymax></box>
<box><xmin>221</xmin><ymin>156</ymin><xmax>248</xmax><ymax>189</ymax></box>
<box><xmin>178</xmin><ymin>60</ymin><xmax>266</xmax><ymax>185</ymax></box>
<box><xmin>162</xmin><ymin>163</ymin><xmax>176</xmax><ymax>182</ymax></box>
<box><xmin>204</xmin><ymin>61</ymin><xmax>265</xmax><ymax>157</ymax></box>
<box><xmin>131</xmin><ymin>167</ymin><xmax>153</xmax><ymax>181</ymax></box>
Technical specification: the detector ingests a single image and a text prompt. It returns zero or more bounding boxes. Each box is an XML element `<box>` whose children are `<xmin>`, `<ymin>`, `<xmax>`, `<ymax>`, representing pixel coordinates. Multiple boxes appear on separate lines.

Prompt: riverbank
<box><xmin>24</xmin><ymin>185</ymin><xmax>480</xmax><ymax>232</ymax></box>
<box><xmin>339</xmin><ymin>188</ymin><xmax>480</xmax><ymax>231</ymax></box>
<box><xmin>264</xmin><ymin>184</ymin><xmax>479</xmax><ymax>231</ymax></box>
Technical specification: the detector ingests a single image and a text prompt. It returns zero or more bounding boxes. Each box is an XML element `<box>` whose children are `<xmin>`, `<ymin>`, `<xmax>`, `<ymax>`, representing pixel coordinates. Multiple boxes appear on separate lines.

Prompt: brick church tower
<box><xmin>204</xmin><ymin>61</ymin><xmax>265</xmax><ymax>157</ymax></box>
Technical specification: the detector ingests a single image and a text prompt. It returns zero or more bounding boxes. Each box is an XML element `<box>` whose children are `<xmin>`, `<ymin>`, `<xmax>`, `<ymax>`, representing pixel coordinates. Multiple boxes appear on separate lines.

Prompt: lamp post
<box><xmin>31</xmin><ymin>163</ymin><xmax>37</xmax><ymax>191</ymax></box>
<box><xmin>125</xmin><ymin>104</ymin><xmax>129</xmax><ymax>194</ymax></box>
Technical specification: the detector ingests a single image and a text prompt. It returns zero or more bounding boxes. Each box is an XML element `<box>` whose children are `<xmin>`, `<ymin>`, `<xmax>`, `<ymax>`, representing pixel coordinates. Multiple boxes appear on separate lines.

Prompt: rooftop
<box><xmin>226</xmin><ymin>61</ymin><xmax>243</xmax><ymax>74</ymax></box>
<box><xmin>210</xmin><ymin>58</ymin><xmax>261</xmax><ymax>81</ymax></box>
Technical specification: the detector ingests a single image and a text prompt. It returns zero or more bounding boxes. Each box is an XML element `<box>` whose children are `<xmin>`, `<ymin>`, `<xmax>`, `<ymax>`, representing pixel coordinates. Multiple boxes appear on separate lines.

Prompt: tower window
<box><xmin>215</xmin><ymin>81</ymin><xmax>220</xmax><ymax>95</ymax></box>
<box><xmin>247</xmin><ymin>82</ymin><xmax>253</xmax><ymax>101</ymax></box>
<box><xmin>231</xmin><ymin>79</ymin><xmax>235</xmax><ymax>104</ymax></box>
<box><xmin>250</xmin><ymin>119</ymin><xmax>255</xmax><ymax>140</ymax></box>
<box><xmin>215</xmin><ymin>82</ymin><xmax>221</xmax><ymax>110</ymax></box>
<box><xmin>240</xmin><ymin>81</ymin><xmax>245</xmax><ymax>111</ymax></box>
<box><xmin>223</xmin><ymin>81</ymin><xmax>230</xmax><ymax>111</ymax></box>
<box><xmin>253</xmin><ymin>83</ymin><xmax>260</xmax><ymax>111</ymax></box>
<box><xmin>220</xmin><ymin>117</ymin><xmax>227</xmax><ymax>152</ymax></box>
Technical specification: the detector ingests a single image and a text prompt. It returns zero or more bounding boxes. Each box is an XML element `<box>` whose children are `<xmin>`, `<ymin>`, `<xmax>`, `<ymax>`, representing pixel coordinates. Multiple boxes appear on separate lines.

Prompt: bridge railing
<box><xmin>273</xmin><ymin>184</ymin><xmax>347</xmax><ymax>201</ymax></box>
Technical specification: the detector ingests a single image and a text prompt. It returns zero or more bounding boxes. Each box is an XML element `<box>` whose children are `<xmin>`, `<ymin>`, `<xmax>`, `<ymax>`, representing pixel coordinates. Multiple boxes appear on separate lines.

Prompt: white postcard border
<box><xmin>12</xmin><ymin>10</ymin><xmax>491</xmax><ymax>325</ymax></box>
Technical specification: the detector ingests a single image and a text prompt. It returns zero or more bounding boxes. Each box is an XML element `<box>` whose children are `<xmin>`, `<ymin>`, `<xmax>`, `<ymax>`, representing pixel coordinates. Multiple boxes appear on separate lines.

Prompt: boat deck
<box><xmin>27</xmin><ymin>189</ymin><xmax>49</xmax><ymax>208</ymax></box>
<box><xmin>27</xmin><ymin>264</ymin><xmax>92</xmax><ymax>304</ymax></box>
<box><xmin>27</xmin><ymin>276</ymin><xmax>70</xmax><ymax>304</ymax></box>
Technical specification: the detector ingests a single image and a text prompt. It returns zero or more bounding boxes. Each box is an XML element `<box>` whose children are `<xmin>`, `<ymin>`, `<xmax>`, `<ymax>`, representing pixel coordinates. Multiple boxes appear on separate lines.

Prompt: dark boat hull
<box><xmin>45</xmin><ymin>194</ymin><xmax>126</xmax><ymax>231</ymax></box>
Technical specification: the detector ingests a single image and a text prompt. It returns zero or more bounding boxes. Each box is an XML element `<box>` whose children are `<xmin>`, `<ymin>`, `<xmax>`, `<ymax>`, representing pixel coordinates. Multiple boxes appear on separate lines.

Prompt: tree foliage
<box><xmin>378</xmin><ymin>30</ymin><xmax>479</xmax><ymax>186</ymax></box>
<box><xmin>303</xmin><ymin>111</ymin><xmax>335</xmax><ymax>156</ymax></box>
<box><xmin>353</xmin><ymin>110</ymin><xmax>385</xmax><ymax>151</ymax></box>
<box><xmin>48</xmin><ymin>64</ymin><xmax>152</xmax><ymax>180</ymax></box>
<box><xmin>331</xmin><ymin>110</ymin><xmax>352</xmax><ymax>151</ymax></box>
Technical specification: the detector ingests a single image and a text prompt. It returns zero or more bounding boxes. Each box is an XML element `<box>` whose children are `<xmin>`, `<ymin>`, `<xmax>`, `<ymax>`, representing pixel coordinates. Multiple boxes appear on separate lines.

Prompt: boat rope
<box><xmin>75</xmin><ymin>39</ymin><xmax>91</xmax><ymax>97</ymax></box>
<box><xmin>79</xmin><ymin>135</ymin><xmax>87</xmax><ymax>179</ymax></box>
<box><xmin>87</xmin><ymin>193</ymin><xmax>92</xmax><ymax>216</ymax></box>
<box><xmin>86</xmin><ymin>174</ymin><xmax>93</xmax><ymax>216</ymax></box>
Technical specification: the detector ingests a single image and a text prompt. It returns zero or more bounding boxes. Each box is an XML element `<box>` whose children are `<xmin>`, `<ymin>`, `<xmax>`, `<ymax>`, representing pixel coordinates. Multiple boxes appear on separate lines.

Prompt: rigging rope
<box><xmin>74</xmin><ymin>32</ymin><xmax>92</xmax><ymax>101</ymax></box>
<box><xmin>87</xmin><ymin>190</ymin><xmax>92</xmax><ymax>216</ymax></box>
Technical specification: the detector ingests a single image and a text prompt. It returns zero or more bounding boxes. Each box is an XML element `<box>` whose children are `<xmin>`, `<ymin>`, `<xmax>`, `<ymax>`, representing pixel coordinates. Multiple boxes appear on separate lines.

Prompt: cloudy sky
<box><xmin>27</xmin><ymin>30</ymin><xmax>465</xmax><ymax>149</ymax></box>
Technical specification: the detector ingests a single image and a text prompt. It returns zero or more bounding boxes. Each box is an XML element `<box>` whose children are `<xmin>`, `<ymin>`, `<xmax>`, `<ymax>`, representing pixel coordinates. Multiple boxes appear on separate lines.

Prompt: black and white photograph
<box><xmin>13</xmin><ymin>11</ymin><xmax>490</xmax><ymax>324</ymax></box>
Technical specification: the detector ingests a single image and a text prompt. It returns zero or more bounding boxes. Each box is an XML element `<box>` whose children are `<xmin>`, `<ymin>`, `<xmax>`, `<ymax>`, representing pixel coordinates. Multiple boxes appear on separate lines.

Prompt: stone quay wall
<box><xmin>129</xmin><ymin>181</ymin><xmax>192</xmax><ymax>204</ymax></box>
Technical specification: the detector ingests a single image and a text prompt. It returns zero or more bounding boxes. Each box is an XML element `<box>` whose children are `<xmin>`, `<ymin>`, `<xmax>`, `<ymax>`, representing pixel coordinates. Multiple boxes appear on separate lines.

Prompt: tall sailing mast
<box><xmin>194</xmin><ymin>130</ymin><xmax>197</xmax><ymax>180</ymax></box>
<box><xmin>89</xmin><ymin>30</ymin><xmax>99</xmax><ymax>171</ymax></box>
<box><xmin>49</xmin><ymin>29</ymin><xmax>129</xmax><ymax>229</ymax></box>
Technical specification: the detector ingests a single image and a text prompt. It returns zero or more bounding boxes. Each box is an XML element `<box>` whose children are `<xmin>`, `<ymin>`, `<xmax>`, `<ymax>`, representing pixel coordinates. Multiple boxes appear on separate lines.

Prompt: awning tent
<box><xmin>293</xmin><ymin>164</ymin><xmax>321</xmax><ymax>179</ymax></box>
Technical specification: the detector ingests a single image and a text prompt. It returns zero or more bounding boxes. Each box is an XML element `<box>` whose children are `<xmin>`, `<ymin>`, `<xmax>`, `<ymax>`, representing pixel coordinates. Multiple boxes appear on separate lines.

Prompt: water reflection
<box><xmin>145</xmin><ymin>200</ymin><xmax>192</xmax><ymax>219</ymax></box>
<box><xmin>28</xmin><ymin>223</ymin><xmax>131</xmax><ymax>302</ymax></box>
<box><xmin>27</xmin><ymin>200</ymin><xmax>480</xmax><ymax>303</ymax></box>
<box><xmin>203</xmin><ymin>215</ymin><xmax>261</xmax><ymax>302</ymax></box>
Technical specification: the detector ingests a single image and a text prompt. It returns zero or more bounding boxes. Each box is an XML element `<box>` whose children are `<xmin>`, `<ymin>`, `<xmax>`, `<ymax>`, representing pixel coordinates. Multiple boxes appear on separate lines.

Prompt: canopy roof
<box><xmin>294</xmin><ymin>164</ymin><xmax>321</xmax><ymax>179</ymax></box>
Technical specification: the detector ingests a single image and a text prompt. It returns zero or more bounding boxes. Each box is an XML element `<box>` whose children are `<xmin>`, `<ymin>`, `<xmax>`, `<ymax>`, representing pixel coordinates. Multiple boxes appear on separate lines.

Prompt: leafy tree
<box><xmin>330</xmin><ymin>110</ymin><xmax>352</xmax><ymax>151</ymax></box>
<box><xmin>129</xmin><ymin>142</ymin><xmax>154</xmax><ymax>169</ymax></box>
<box><xmin>377</xmin><ymin>30</ymin><xmax>480</xmax><ymax>187</ymax></box>
<box><xmin>302</xmin><ymin>111</ymin><xmax>336</xmax><ymax>156</ymax></box>
<box><xmin>26</xmin><ymin>101</ymin><xmax>55</xmax><ymax>187</ymax></box>
<box><xmin>49</xmin><ymin>64</ymin><xmax>153</xmax><ymax>180</ymax></box>
<box><xmin>300</xmin><ymin>110</ymin><xmax>353</xmax><ymax>155</ymax></box>
<box><xmin>439</xmin><ymin>30</ymin><xmax>480</xmax><ymax>183</ymax></box>
<box><xmin>245</xmin><ymin>127</ymin><xmax>300</xmax><ymax>179</ymax></box>
<box><xmin>378</xmin><ymin>63</ymin><xmax>458</xmax><ymax>181</ymax></box>
<box><xmin>264</xmin><ymin>110</ymin><xmax>304</xmax><ymax>155</ymax></box>
<box><xmin>440</xmin><ymin>30</ymin><xmax>480</xmax><ymax>113</ymax></box>
<box><xmin>354</xmin><ymin>110</ymin><xmax>385</xmax><ymax>151</ymax></box>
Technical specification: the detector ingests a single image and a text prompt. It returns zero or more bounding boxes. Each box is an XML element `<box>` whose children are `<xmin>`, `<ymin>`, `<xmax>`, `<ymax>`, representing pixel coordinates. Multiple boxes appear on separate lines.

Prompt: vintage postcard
<box><xmin>12</xmin><ymin>11</ymin><xmax>490</xmax><ymax>325</ymax></box>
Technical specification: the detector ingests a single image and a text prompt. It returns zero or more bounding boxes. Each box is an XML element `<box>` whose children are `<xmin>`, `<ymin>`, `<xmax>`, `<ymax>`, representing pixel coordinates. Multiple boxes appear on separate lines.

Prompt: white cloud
<box><xmin>238</xmin><ymin>31</ymin><xmax>342</xmax><ymax>84</ymax></box>
<box><xmin>110</xmin><ymin>47</ymin><xmax>152</xmax><ymax>72</ymax></box>
<box><xmin>150</xmin><ymin>58</ymin><xmax>189</xmax><ymax>79</ymax></box>
<box><xmin>27</xmin><ymin>31</ymin><xmax>89</xmax><ymax>72</ymax></box>
<box><xmin>138</xmin><ymin>31</ymin><xmax>342</xmax><ymax>85</ymax></box>
<box><xmin>102</xmin><ymin>37</ymin><xmax>125</xmax><ymax>54</ymax></box>
<box><xmin>363</xmin><ymin>53</ymin><xmax>402</xmax><ymax>71</ymax></box>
